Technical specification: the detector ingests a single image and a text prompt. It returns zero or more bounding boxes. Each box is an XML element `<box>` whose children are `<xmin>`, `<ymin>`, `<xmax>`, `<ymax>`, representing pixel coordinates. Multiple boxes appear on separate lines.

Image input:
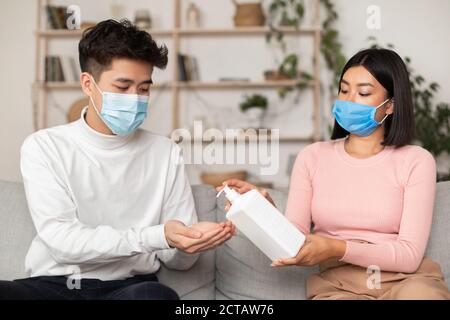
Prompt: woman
<box><xmin>217</xmin><ymin>48</ymin><xmax>450</xmax><ymax>300</ymax></box>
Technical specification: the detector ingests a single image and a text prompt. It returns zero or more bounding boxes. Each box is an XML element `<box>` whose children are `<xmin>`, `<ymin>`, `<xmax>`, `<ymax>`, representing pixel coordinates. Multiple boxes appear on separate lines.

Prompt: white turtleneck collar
<box><xmin>76</xmin><ymin>106</ymin><xmax>135</xmax><ymax>150</ymax></box>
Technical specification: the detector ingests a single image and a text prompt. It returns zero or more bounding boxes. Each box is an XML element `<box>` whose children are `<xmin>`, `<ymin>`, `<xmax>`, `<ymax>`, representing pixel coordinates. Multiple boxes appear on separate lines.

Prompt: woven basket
<box><xmin>233</xmin><ymin>1</ymin><xmax>265</xmax><ymax>27</ymax></box>
<box><xmin>201</xmin><ymin>170</ymin><xmax>247</xmax><ymax>187</ymax></box>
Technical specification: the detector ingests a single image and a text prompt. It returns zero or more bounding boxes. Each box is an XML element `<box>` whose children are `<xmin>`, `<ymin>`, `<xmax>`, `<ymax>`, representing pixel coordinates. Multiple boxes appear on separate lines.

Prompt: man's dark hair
<box><xmin>331</xmin><ymin>48</ymin><xmax>415</xmax><ymax>148</ymax></box>
<box><xmin>78</xmin><ymin>19</ymin><xmax>168</xmax><ymax>80</ymax></box>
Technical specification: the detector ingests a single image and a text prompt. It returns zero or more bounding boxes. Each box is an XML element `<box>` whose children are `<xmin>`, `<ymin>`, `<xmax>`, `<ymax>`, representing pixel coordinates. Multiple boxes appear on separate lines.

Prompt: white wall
<box><xmin>0</xmin><ymin>0</ymin><xmax>37</xmax><ymax>182</ymax></box>
<box><xmin>0</xmin><ymin>0</ymin><xmax>449</xmax><ymax>187</ymax></box>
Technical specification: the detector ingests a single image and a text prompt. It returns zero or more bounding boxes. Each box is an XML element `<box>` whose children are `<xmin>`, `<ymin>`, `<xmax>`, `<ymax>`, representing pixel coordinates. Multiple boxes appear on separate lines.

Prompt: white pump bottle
<box><xmin>217</xmin><ymin>185</ymin><xmax>305</xmax><ymax>261</ymax></box>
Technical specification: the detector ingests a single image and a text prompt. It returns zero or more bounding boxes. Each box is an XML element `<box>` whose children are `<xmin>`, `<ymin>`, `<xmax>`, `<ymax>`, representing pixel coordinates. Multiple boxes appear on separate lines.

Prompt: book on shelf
<box><xmin>45</xmin><ymin>56</ymin><xmax>63</xmax><ymax>82</ymax></box>
<box><xmin>44</xmin><ymin>56</ymin><xmax>81</xmax><ymax>83</ymax></box>
<box><xmin>45</xmin><ymin>5</ymin><xmax>69</xmax><ymax>30</ymax></box>
<box><xmin>177</xmin><ymin>53</ymin><xmax>200</xmax><ymax>82</ymax></box>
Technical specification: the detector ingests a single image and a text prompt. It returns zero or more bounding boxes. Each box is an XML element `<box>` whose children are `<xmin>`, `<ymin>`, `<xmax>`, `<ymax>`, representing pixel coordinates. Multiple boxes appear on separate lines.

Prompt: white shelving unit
<box><xmin>34</xmin><ymin>0</ymin><xmax>323</xmax><ymax>142</ymax></box>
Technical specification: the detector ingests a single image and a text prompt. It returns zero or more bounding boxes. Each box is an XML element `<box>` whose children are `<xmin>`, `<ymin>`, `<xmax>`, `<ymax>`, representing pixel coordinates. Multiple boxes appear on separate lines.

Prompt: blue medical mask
<box><xmin>332</xmin><ymin>98</ymin><xmax>391</xmax><ymax>137</ymax></box>
<box><xmin>89</xmin><ymin>76</ymin><xmax>149</xmax><ymax>136</ymax></box>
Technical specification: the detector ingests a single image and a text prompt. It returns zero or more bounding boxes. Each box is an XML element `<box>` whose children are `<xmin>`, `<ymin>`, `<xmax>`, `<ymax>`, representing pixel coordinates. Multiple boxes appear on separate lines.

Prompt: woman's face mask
<box><xmin>332</xmin><ymin>98</ymin><xmax>391</xmax><ymax>137</ymax></box>
<box><xmin>89</xmin><ymin>76</ymin><xmax>149</xmax><ymax>136</ymax></box>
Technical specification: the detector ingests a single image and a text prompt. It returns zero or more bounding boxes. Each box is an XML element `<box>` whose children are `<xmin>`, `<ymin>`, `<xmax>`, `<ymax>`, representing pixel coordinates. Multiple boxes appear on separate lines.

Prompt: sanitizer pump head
<box><xmin>216</xmin><ymin>184</ymin><xmax>240</xmax><ymax>203</ymax></box>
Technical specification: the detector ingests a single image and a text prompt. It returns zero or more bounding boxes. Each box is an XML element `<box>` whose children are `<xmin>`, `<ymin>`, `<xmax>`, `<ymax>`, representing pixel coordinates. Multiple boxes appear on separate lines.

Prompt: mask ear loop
<box><xmin>379</xmin><ymin>113</ymin><xmax>389</xmax><ymax>124</ymax></box>
<box><xmin>90</xmin><ymin>75</ymin><xmax>103</xmax><ymax>94</ymax></box>
<box><xmin>377</xmin><ymin>98</ymin><xmax>392</xmax><ymax>124</ymax></box>
<box><xmin>88</xmin><ymin>75</ymin><xmax>103</xmax><ymax>117</ymax></box>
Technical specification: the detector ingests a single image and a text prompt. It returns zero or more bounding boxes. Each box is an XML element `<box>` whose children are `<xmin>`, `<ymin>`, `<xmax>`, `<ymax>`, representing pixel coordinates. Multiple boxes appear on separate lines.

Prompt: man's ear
<box><xmin>80</xmin><ymin>72</ymin><xmax>94</xmax><ymax>97</ymax></box>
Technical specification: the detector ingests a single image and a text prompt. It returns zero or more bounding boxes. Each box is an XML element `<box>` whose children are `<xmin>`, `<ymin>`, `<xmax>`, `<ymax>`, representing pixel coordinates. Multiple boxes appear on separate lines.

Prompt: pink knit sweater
<box><xmin>285</xmin><ymin>137</ymin><xmax>437</xmax><ymax>273</ymax></box>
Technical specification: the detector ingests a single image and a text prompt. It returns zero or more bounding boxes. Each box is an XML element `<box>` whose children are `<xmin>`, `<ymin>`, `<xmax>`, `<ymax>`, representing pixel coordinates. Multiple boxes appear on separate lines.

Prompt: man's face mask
<box><xmin>332</xmin><ymin>98</ymin><xmax>391</xmax><ymax>137</ymax></box>
<box><xmin>89</xmin><ymin>76</ymin><xmax>149</xmax><ymax>136</ymax></box>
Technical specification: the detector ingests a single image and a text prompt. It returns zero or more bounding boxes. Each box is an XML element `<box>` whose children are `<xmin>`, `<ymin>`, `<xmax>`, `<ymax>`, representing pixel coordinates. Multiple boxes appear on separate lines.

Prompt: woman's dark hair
<box><xmin>78</xmin><ymin>19</ymin><xmax>168</xmax><ymax>80</ymax></box>
<box><xmin>330</xmin><ymin>48</ymin><xmax>415</xmax><ymax>147</ymax></box>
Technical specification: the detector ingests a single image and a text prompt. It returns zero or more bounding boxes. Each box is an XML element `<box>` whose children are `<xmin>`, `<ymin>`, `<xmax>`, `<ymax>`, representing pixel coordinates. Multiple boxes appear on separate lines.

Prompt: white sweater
<box><xmin>20</xmin><ymin>107</ymin><xmax>199</xmax><ymax>280</ymax></box>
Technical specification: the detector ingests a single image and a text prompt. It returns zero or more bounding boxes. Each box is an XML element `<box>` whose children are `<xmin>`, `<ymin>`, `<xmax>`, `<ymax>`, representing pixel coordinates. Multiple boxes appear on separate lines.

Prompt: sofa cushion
<box><xmin>215</xmin><ymin>188</ymin><xmax>318</xmax><ymax>300</ymax></box>
<box><xmin>425</xmin><ymin>181</ymin><xmax>450</xmax><ymax>284</ymax></box>
<box><xmin>216</xmin><ymin>182</ymin><xmax>450</xmax><ymax>299</ymax></box>
<box><xmin>0</xmin><ymin>181</ymin><xmax>217</xmax><ymax>299</ymax></box>
<box><xmin>157</xmin><ymin>184</ymin><xmax>217</xmax><ymax>299</ymax></box>
<box><xmin>0</xmin><ymin>180</ymin><xmax>35</xmax><ymax>281</ymax></box>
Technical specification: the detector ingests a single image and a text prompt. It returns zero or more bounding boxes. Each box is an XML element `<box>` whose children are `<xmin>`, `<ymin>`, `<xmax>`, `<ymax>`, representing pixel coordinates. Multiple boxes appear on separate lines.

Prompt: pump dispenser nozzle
<box><xmin>216</xmin><ymin>184</ymin><xmax>240</xmax><ymax>203</ymax></box>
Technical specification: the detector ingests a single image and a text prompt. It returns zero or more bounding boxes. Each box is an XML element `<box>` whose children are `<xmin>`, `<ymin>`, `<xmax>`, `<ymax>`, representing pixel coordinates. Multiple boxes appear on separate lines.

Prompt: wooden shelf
<box><xmin>36</xmin><ymin>29</ymin><xmax>83</xmax><ymax>37</ymax></box>
<box><xmin>178</xmin><ymin>26</ymin><xmax>320</xmax><ymax>36</ymax></box>
<box><xmin>35</xmin><ymin>28</ymin><xmax>173</xmax><ymax>37</ymax></box>
<box><xmin>177</xmin><ymin>80</ymin><xmax>315</xmax><ymax>89</ymax></box>
<box><xmin>182</xmin><ymin>136</ymin><xmax>314</xmax><ymax>143</ymax></box>
<box><xmin>33</xmin><ymin>81</ymin><xmax>172</xmax><ymax>90</ymax></box>
<box><xmin>33</xmin><ymin>82</ymin><xmax>80</xmax><ymax>89</ymax></box>
<box><xmin>174</xmin><ymin>135</ymin><xmax>314</xmax><ymax>144</ymax></box>
<box><xmin>36</xmin><ymin>26</ymin><xmax>320</xmax><ymax>38</ymax></box>
<box><xmin>33</xmin><ymin>0</ymin><xmax>323</xmax><ymax>142</ymax></box>
<box><xmin>33</xmin><ymin>80</ymin><xmax>315</xmax><ymax>90</ymax></box>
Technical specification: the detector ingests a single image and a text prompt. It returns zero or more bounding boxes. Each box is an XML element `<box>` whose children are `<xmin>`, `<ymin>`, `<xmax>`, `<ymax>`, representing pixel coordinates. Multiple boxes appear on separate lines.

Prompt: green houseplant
<box><xmin>265</xmin><ymin>0</ymin><xmax>346</xmax><ymax>98</ymax></box>
<box><xmin>239</xmin><ymin>94</ymin><xmax>269</xmax><ymax>128</ymax></box>
<box><xmin>266</xmin><ymin>0</ymin><xmax>305</xmax><ymax>47</ymax></box>
<box><xmin>239</xmin><ymin>94</ymin><xmax>268</xmax><ymax>112</ymax></box>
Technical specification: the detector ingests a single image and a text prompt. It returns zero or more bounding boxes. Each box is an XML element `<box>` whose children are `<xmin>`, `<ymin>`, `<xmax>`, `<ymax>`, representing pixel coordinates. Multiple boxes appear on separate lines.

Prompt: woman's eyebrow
<box><xmin>340</xmin><ymin>79</ymin><xmax>374</xmax><ymax>87</ymax></box>
<box><xmin>357</xmin><ymin>82</ymin><xmax>374</xmax><ymax>87</ymax></box>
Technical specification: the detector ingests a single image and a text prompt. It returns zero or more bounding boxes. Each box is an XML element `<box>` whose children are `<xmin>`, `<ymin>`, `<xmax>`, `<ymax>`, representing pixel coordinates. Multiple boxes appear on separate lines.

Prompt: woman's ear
<box><xmin>386</xmin><ymin>98</ymin><xmax>395</xmax><ymax>115</ymax></box>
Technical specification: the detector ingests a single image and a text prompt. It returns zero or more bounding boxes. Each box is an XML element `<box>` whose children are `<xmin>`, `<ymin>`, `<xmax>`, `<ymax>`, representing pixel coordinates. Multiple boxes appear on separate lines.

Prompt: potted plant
<box><xmin>265</xmin><ymin>0</ymin><xmax>346</xmax><ymax>98</ymax></box>
<box><xmin>239</xmin><ymin>94</ymin><xmax>268</xmax><ymax>128</ymax></box>
<box><xmin>264</xmin><ymin>53</ymin><xmax>298</xmax><ymax>80</ymax></box>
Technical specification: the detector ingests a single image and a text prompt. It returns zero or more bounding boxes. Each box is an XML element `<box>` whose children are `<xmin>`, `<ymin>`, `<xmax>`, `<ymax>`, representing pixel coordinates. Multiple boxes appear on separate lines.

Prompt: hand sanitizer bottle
<box><xmin>217</xmin><ymin>185</ymin><xmax>305</xmax><ymax>261</ymax></box>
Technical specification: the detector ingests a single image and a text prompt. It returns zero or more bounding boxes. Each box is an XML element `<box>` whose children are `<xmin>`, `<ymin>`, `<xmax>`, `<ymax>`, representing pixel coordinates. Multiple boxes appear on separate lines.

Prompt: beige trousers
<box><xmin>307</xmin><ymin>241</ymin><xmax>450</xmax><ymax>300</ymax></box>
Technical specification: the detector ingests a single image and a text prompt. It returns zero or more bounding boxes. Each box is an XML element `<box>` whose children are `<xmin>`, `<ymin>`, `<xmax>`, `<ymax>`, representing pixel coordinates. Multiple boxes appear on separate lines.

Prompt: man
<box><xmin>0</xmin><ymin>19</ymin><xmax>234</xmax><ymax>300</ymax></box>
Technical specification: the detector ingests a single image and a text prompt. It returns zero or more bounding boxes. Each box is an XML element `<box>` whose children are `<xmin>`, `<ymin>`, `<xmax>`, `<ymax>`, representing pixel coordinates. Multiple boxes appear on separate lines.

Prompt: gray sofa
<box><xmin>1</xmin><ymin>180</ymin><xmax>449</xmax><ymax>299</ymax></box>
